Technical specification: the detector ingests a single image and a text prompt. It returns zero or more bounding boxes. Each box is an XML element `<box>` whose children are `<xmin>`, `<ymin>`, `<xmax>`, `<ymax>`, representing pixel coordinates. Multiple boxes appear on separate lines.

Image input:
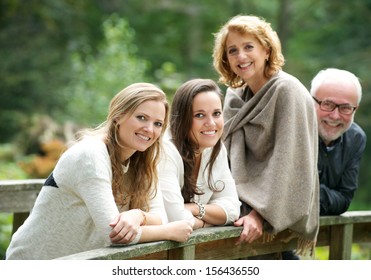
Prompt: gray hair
<box><xmin>310</xmin><ymin>68</ymin><xmax>362</xmax><ymax>104</ymax></box>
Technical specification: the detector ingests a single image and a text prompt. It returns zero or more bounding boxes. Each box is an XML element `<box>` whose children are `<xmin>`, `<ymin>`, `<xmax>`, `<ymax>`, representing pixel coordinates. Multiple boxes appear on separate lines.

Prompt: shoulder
<box><xmin>203</xmin><ymin>143</ymin><xmax>229</xmax><ymax>168</ymax></box>
<box><xmin>269</xmin><ymin>71</ymin><xmax>313</xmax><ymax>109</ymax></box>
<box><xmin>54</xmin><ymin>137</ymin><xmax>110</xmax><ymax>181</ymax></box>
<box><xmin>161</xmin><ymin>135</ymin><xmax>180</xmax><ymax>155</ymax></box>
<box><xmin>345</xmin><ymin>123</ymin><xmax>367</xmax><ymax>146</ymax></box>
<box><xmin>273</xmin><ymin>71</ymin><xmax>309</xmax><ymax>95</ymax></box>
<box><xmin>274</xmin><ymin>71</ymin><xmax>304</xmax><ymax>85</ymax></box>
<box><xmin>350</xmin><ymin>122</ymin><xmax>366</xmax><ymax>137</ymax></box>
<box><xmin>160</xmin><ymin>136</ymin><xmax>183</xmax><ymax>163</ymax></box>
<box><xmin>66</xmin><ymin>137</ymin><xmax>108</xmax><ymax>163</ymax></box>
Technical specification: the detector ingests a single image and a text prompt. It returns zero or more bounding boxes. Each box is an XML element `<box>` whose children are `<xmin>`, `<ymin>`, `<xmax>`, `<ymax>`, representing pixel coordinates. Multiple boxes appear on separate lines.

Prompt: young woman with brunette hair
<box><xmin>159</xmin><ymin>78</ymin><xmax>240</xmax><ymax>229</ymax></box>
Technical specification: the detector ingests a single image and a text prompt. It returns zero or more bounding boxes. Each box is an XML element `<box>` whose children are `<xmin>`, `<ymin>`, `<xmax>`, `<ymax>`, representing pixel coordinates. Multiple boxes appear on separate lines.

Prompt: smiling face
<box><xmin>226</xmin><ymin>30</ymin><xmax>269</xmax><ymax>92</ymax></box>
<box><xmin>314</xmin><ymin>79</ymin><xmax>358</xmax><ymax>146</ymax></box>
<box><xmin>116</xmin><ymin>100</ymin><xmax>166</xmax><ymax>160</ymax></box>
<box><xmin>189</xmin><ymin>91</ymin><xmax>224</xmax><ymax>152</ymax></box>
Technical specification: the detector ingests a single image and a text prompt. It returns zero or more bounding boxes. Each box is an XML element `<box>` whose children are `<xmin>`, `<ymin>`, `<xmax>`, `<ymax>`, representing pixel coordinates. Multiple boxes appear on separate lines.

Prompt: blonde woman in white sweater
<box><xmin>6</xmin><ymin>83</ymin><xmax>192</xmax><ymax>260</ymax></box>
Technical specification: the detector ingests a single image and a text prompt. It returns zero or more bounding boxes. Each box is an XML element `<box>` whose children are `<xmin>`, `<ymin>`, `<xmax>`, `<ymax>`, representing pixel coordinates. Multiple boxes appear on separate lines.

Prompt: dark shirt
<box><xmin>318</xmin><ymin>122</ymin><xmax>367</xmax><ymax>216</ymax></box>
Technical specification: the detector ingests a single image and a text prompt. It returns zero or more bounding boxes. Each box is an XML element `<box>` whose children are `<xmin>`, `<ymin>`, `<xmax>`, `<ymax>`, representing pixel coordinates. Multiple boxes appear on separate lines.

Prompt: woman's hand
<box><xmin>109</xmin><ymin>209</ymin><xmax>143</xmax><ymax>244</ymax></box>
<box><xmin>234</xmin><ymin>209</ymin><xmax>264</xmax><ymax>245</ymax></box>
<box><xmin>165</xmin><ymin>220</ymin><xmax>193</xmax><ymax>242</ymax></box>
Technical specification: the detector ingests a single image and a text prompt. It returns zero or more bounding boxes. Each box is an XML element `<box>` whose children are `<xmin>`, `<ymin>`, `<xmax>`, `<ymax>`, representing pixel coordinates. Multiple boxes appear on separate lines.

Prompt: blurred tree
<box><xmin>0</xmin><ymin>0</ymin><xmax>105</xmax><ymax>142</ymax></box>
<box><xmin>59</xmin><ymin>14</ymin><xmax>149</xmax><ymax>127</ymax></box>
<box><xmin>0</xmin><ymin>0</ymin><xmax>370</xmax><ymax>207</ymax></box>
<box><xmin>116</xmin><ymin>0</ymin><xmax>280</xmax><ymax>80</ymax></box>
<box><xmin>282</xmin><ymin>0</ymin><xmax>371</xmax><ymax>207</ymax></box>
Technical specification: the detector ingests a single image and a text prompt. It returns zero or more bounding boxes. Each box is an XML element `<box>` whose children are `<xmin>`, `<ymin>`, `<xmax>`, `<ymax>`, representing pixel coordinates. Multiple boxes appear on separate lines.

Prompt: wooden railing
<box><xmin>0</xmin><ymin>179</ymin><xmax>44</xmax><ymax>235</ymax></box>
<box><xmin>1</xmin><ymin>180</ymin><xmax>371</xmax><ymax>260</ymax></box>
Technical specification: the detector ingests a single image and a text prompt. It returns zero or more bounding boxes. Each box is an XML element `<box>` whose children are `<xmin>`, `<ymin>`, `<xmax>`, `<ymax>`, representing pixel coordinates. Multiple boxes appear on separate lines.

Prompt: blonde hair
<box><xmin>213</xmin><ymin>15</ymin><xmax>285</xmax><ymax>88</ymax></box>
<box><xmin>79</xmin><ymin>83</ymin><xmax>169</xmax><ymax>210</ymax></box>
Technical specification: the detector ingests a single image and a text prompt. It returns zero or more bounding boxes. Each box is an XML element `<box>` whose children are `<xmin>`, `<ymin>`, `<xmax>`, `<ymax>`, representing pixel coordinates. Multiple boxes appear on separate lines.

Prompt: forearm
<box><xmin>139</xmin><ymin>225</ymin><xmax>171</xmax><ymax>242</ymax></box>
<box><xmin>142</xmin><ymin>211</ymin><xmax>163</xmax><ymax>225</ymax></box>
<box><xmin>186</xmin><ymin>203</ymin><xmax>227</xmax><ymax>225</ymax></box>
<box><xmin>320</xmin><ymin>184</ymin><xmax>353</xmax><ymax>216</ymax></box>
<box><xmin>138</xmin><ymin>221</ymin><xmax>193</xmax><ymax>243</ymax></box>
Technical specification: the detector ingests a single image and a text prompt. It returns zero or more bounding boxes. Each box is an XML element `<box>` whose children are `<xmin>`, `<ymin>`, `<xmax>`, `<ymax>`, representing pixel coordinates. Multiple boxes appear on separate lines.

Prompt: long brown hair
<box><xmin>170</xmin><ymin>79</ymin><xmax>223</xmax><ymax>203</ymax></box>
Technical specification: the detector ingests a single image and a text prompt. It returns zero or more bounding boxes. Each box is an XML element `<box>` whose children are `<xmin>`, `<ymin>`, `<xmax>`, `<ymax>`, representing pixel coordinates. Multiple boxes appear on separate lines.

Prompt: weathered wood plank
<box><xmin>0</xmin><ymin>179</ymin><xmax>44</xmax><ymax>235</ymax></box>
<box><xmin>194</xmin><ymin>230</ymin><xmax>298</xmax><ymax>260</ymax></box>
<box><xmin>55</xmin><ymin>228</ymin><xmax>299</xmax><ymax>260</ymax></box>
<box><xmin>168</xmin><ymin>245</ymin><xmax>196</xmax><ymax>260</ymax></box>
<box><xmin>329</xmin><ymin>224</ymin><xmax>353</xmax><ymax>260</ymax></box>
<box><xmin>2</xmin><ymin>180</ymin><xmax>371</xmax><ymax>260</ymax></box>
<box><xmin>316</xmin><ymin>225</ymin><xmax>330</xmax><ymax>247</ymax></box>
<box><xmin>55</xmin><ymin>213</ymin><xmax>371</xmax><ymax>260</ymax></box>
<box><xmin>320</xmin><ymin>211</ymin><xmax>371</xmax><ymax>226</ymax></box>
<box><xmin>0</xmin><ymin>179</ymin><xmax>44</xmax><ymax>212</ymax></box>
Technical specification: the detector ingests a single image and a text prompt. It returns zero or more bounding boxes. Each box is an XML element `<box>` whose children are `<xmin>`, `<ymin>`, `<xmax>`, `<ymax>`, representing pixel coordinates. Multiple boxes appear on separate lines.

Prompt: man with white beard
<box><xmin>310</xmin><ymin>68</ymin><xmax>367</xmax><ymax>216</ymax></box>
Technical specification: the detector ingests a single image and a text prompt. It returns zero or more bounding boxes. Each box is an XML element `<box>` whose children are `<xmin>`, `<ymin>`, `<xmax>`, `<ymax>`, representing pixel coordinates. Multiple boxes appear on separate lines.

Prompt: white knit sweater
<box><xmin>6</xmin><ymin>137</ymin><xmax>167</xmax><ymax>260</ymax></box>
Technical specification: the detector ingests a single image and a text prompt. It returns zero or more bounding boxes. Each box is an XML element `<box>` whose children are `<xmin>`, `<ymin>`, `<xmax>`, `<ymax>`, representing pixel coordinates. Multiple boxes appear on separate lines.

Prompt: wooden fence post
<box><xmin>168</xmin><ymin>245</ymin><xmax>196</xmax><ymax>260</ymax></box>
<box><xmin>329</xmin><ymin>223</ymin><xmax>353</xmax><ymax>260</ymax></box>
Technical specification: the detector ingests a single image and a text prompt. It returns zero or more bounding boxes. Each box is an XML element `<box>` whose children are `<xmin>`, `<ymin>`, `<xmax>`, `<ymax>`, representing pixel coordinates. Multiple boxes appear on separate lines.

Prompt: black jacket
<box><xmin>318</xmin><ymin>122</ymin><xmax>367</xmax><ymax>216</ymax></box>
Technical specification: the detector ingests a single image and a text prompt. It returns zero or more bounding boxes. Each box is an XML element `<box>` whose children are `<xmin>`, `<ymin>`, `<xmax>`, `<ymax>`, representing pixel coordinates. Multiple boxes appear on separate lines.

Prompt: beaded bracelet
<box><xmin>194</xmin><ymin>202</ymin><xmax>206</xmax><ymax>219</ymax></box>
<box><xmin>139</xmin><ymin>209</ymin><xmax>147</xmax><ymax>226</ymax></box>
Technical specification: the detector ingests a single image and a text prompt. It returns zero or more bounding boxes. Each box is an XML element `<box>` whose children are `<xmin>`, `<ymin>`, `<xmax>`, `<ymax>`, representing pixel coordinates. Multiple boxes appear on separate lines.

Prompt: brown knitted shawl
<box><xmin>223</xmin><ymin>71</ymin><xmax>319</xmax><ymax>255</ymax></box>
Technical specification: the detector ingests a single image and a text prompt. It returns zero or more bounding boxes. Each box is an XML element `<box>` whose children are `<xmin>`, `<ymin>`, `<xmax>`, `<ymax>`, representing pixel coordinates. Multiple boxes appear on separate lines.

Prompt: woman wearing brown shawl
<box><xmin>212</xmin><ymin>15</ymin><xmax>319</xmax><ymax>258</ymax></box>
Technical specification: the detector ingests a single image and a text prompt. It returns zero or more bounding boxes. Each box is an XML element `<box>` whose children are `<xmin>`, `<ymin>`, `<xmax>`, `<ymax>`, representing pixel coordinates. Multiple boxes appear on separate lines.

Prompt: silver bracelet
<box><xmin>194</xmin><ymin>202</ymin><xmax>206</xmax><ymax>219</ymax></box>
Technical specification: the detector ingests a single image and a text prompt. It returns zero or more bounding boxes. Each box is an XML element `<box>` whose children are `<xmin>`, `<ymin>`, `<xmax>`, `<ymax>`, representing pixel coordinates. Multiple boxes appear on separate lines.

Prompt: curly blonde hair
<box><xmin>213</xmin><ymin>15</ymin><xmax>285</xmax><ymax>88</ymax></box>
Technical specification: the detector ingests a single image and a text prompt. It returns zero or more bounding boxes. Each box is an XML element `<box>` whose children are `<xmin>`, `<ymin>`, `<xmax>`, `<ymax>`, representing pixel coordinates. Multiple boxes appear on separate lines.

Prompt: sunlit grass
<box><xmin>0</xmin><ymin>213</ymin><xmax>13</xmax><ymax>259</ymax></box>
<box><xmin>0</xmin><ymin>147</ymin><xmax>28</xmax><ymax>259</ymax></box>
<box><xmin>0</xmin><ymin>143</ymin><xmax>29</xmax><ymax>180</ymax></box>
<box><xmin>0</xmin><ymin>161</ymin><xmax>29</xmax><ymax>180</ymax></box>
<box><xmin>314</xmin><ymin>245</ymin><xmax>371</xmax><ymax>260</ymax></box>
